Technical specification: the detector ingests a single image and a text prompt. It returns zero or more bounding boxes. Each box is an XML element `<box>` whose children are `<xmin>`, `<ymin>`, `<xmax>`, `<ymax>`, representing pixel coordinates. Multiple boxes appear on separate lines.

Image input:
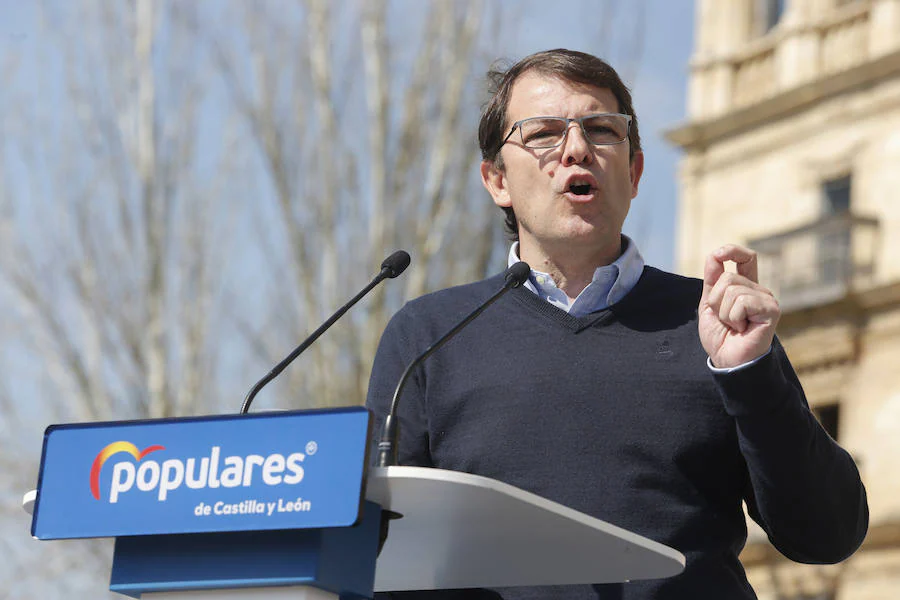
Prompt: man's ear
<box><xmin>481</xmin><ymin>159</ymin><xmax>511</xmax><ymax>208</ymax></box>
<box><xmin>629</xmin><ymin>150</ymin><xmax>644</xmax><ymax>198</ymax></box>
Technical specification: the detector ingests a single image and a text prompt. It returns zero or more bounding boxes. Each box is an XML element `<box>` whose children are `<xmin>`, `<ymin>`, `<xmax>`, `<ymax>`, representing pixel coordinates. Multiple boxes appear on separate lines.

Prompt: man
<box><xmin>366</xmin><ymin>49</ymin><xmax>867</xmax><ymax>599</ymax></box>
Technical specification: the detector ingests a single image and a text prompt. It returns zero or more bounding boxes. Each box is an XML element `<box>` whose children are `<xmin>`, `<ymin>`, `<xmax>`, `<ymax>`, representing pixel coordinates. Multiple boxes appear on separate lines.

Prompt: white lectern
<box><xmin>368</xmin><ymin>466</ymin><xmax>684</xmax><ymax>592</ymax></box>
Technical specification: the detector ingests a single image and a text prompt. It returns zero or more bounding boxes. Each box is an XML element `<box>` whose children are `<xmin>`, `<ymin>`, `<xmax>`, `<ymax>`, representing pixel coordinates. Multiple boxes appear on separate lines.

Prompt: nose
<box><xmin>561</xmin><ymin>121</ymin><xmax>593</xmax><ymax>166</ymax></box>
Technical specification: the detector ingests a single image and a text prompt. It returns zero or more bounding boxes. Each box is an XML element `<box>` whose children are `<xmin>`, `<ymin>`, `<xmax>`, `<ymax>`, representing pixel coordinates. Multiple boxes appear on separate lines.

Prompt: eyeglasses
<box><xmin>501</xmin><ymin>113</ymin><xmax>632</xmax><ymax>150</ymax></box>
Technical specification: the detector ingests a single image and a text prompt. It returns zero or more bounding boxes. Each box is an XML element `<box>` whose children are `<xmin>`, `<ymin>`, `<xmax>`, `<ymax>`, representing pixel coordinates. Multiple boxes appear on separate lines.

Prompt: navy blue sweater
<box><xmin>366</xmin><ymin>267</ymin><xmax>868</xmax><ymax>600</ymax></box>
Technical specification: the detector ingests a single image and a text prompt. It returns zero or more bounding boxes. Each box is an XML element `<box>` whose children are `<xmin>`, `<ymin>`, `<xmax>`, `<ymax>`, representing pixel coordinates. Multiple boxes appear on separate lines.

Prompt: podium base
<box><xmin>110</xmin><ymin>502</ymin><xmax>381</xmax><ymax>599</ymax></box>
<box><xmin>144</xmin><ymin>585</ymin><xmax>338</xmax><ymax>600</ymax></box>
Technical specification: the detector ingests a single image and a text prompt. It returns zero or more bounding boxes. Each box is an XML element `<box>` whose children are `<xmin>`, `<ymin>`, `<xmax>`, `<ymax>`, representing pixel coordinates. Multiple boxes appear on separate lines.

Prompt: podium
<box><xmin>24</xmin><ymin>408</ymin><xmax>685</xmax><ymax>598</ymax></box>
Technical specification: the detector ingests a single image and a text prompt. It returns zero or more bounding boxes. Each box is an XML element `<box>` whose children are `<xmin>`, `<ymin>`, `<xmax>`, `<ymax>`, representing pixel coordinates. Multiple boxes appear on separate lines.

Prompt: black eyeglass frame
<box><xmin>500</xmin><ymin>112</ymin><xmax>633</xmax><ymax>150</ymax></box>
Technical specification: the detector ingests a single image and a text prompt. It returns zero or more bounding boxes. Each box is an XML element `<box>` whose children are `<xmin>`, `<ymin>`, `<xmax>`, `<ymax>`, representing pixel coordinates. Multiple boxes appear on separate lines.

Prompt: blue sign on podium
<box><xmin>32</xmin><ymin>407</ymin><xmax>372</xmax><ymax>540</ymax></box>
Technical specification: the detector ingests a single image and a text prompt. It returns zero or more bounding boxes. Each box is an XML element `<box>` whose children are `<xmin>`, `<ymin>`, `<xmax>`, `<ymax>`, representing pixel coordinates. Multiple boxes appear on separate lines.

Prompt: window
<box><xmin>822</xmin><ymin>175</ymin><xmax>852</xmax><ymax>215</ymax></box>
<box><xmin>749</xmin><ymin>0</ymin><xmax>786</xmax><ymax>37</ymax></box>
<box><xmin>761</xmin><ymin>0</ymin><xmax>785</xmax><ymax>34</ymax></box>
<box><xmin>818</xmin><ymin>175</ymin><xmax>853</xmax><ymax>285</ymax></box>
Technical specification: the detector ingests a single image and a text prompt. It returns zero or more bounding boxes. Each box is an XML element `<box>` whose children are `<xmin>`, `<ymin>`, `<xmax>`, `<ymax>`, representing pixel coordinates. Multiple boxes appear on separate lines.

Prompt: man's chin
<box><xmin>536</xmin><ymin>228</ymin><xmax>620</xmax><ymax>253</ymax></box>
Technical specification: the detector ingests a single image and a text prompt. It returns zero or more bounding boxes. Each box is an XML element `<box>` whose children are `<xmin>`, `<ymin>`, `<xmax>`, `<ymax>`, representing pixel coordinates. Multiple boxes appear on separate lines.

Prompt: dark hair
<box><xmin>478</xmin><ymin>49</ymin><xmax>642</xmax><ymax>240</ymax></box>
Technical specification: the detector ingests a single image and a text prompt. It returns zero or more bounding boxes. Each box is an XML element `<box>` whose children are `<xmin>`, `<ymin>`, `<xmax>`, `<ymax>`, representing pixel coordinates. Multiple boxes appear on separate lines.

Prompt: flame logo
<box><xmin>89</xmin><ymin>441</ymin><xmax>165</xmax><ymax>500</ymax></box>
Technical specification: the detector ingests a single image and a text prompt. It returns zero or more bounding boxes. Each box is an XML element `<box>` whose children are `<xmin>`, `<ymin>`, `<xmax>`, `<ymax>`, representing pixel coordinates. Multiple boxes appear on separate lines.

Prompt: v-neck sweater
<box><xmin>366</xmin><ymin>266</ymin><xmax>868</xmax><ymax>600</ymax></box>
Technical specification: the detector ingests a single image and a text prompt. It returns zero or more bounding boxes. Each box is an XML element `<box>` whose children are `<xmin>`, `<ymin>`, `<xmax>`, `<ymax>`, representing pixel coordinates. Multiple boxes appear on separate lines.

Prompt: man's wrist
<box><xmin>707</xmin><ymin>347</ymin><xmax>773</xmax><ymax>374</ymax></box>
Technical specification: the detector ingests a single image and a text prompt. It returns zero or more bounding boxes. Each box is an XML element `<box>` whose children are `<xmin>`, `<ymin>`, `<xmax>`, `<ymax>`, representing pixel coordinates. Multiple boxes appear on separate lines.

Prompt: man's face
<box><xmin>481</xmin><ymin>72</ymin><xmax>643</xmax><ymax>265</ymax></box>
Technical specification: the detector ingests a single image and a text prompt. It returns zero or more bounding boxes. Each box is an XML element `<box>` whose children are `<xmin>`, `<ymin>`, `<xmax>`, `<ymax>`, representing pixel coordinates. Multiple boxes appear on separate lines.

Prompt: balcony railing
<box><xmin>728</xmin><ymin>2</ymin><xmax>873</xmax><ymax>110</ymax></box>
<box><xmin>749</xmin><ymin>213</ymin><xmax>880</xmax><ymax>311</ymax></box>
<box><xmin>819</xmin><ymin>5</ymin><xmax>871</xmax><ymax>76</ymax></box>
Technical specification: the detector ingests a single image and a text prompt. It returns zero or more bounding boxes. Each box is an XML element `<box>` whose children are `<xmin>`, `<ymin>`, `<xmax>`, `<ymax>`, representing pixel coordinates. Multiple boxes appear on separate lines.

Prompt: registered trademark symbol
<box><xmin>305</xmin><ymin>441</ymin><xmax>318</xmax><ymax>455</ymax></box>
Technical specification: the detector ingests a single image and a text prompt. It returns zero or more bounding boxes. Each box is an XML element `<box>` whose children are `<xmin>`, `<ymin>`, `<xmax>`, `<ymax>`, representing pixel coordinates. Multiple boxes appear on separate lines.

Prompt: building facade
<box><xmin>667</xmin><ymin>0</ymin><xmax>900</xmax><ymax>598</ymax></box>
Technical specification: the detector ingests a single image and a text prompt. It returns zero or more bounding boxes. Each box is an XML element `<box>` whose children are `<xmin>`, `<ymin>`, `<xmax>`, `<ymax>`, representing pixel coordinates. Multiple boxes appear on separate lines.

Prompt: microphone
<box><xmin>240</xmin><ymin>250</ymin><xmax>411</xmax><ymax>414</ymax></box>
<box><xmin>375</xmin><ymin>261</ymin><xmax>530</xmax><ymax>467</ymax></box>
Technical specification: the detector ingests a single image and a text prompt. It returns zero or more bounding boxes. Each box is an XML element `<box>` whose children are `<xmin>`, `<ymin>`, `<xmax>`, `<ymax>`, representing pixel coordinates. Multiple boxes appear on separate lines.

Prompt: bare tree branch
<box><xmin>0</xmin><ymin>3</ymin><xmax>649</xmax><ymax>597</ymax></box>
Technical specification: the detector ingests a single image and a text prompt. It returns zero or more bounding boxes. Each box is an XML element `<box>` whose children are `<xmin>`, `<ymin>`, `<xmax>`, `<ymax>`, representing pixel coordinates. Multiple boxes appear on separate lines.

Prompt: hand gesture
<box><xmin>699</xmin><ymin>244</ymin><xmax>781</xmax><ymax>369</ymax></box>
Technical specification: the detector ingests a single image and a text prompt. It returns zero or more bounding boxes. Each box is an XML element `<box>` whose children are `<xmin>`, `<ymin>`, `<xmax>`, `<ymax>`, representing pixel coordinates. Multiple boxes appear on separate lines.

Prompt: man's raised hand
<box><xmin>699</xmin><ymin>244</ymin><xmax>781</xmax><ymax>369</ymax></box>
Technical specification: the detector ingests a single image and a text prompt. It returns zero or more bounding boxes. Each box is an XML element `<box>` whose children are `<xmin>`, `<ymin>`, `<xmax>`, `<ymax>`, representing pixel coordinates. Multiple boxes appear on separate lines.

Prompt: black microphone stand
<box><xmin>240</xmin><ymin>251</ymin><xmax>410</xmax><ymax>414</ymax></box>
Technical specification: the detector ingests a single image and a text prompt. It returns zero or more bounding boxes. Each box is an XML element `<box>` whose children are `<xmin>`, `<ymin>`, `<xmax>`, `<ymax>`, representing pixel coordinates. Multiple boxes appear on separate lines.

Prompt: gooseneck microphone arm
<box><xmin>375</xmin><ymin>261</ymin><xmax>531</xmax><ymax>467</ymax></box>
<box><xmin>240</xmin><ymin>250</ymin><xmax>411</xmax><ymax>415</ymax></box>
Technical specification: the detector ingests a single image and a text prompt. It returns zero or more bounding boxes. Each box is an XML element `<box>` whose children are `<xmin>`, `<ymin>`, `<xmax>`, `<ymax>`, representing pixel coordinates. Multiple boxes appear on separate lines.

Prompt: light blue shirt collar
<box><xmin>507</xmin><ymin>235</ymin><xmax>645</xmax><ymax>317</ymax></box>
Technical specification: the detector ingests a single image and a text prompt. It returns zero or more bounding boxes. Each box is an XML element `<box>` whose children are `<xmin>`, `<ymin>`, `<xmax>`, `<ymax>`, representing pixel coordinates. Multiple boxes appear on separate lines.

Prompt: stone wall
<box><xmin>668</xmin><ymin>1</ymin><xmax>900</xmax><ymax>598</ymax></box>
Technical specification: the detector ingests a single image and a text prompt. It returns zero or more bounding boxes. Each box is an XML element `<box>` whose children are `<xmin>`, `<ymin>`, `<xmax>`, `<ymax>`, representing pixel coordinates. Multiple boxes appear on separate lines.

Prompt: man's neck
<box><xmin>519</xmin><ymin>238</ymin><xmax>623</xmax><ymax>301</ymax></box>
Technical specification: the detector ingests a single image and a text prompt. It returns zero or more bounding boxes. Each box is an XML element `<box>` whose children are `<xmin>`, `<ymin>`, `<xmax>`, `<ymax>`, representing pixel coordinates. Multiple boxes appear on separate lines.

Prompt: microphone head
<box><xmin>381</xmin><ymin>250</ymin><xmax>411</xmax><ymax>279</ymax></box>
<box><xmin>505</xmin><ymin>261</ymin><xmax>531</xmax><ymax>288</ymax></box>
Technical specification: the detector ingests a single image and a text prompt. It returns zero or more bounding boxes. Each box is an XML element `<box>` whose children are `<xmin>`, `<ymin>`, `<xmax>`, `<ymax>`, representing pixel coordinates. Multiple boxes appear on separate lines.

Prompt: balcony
<box><xmin>732</xmin><ymin>44</ymin><xmax>777</xmax><ymax>109</ymax></box>
<box><xmin>819</xmin><ymin>3</ymin><xmax>872</xmax><ymax>77</ymax></box>
<box><xmin>729</xmin><ymin>2</ymin><xmax>873</xmax><ymax>109</ymax></box>
<box><xmin>750</xmin><ymin>213</ymin><xmax>880</xmax><ymax>311</ymax></box>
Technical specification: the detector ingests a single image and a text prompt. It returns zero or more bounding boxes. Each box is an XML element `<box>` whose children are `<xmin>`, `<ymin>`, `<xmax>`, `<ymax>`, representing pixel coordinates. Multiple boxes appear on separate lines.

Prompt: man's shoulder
<box><xmin>638</xmin><ymin>265</ymin><xmax>703</xmax><ymax>299</ymax></box>
<box><xmin>614</xmin><ymin>266</ymin><xmax>702</xmax><ymax>323</ymax></box>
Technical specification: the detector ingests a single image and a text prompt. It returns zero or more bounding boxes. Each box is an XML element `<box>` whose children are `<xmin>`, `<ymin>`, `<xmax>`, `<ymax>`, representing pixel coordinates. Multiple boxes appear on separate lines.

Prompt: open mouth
<box><xmin>563</xmin><ymin>174</ymin><xmax>598</xmax><ymax>198</ymax></box>
<box><xmin>569</xmin><ymin>183</ymin><xmax>592</xmax><ymax>195</ymax></box>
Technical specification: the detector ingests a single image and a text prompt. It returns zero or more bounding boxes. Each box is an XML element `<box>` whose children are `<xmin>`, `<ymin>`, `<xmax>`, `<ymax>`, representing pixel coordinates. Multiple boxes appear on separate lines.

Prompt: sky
<box><xmin>1</xmin><ymin>0</ymin><xmax>695</xmax><ymax>270</ymax></box>
<box><xmin>0</xmin><ymin>0</ymin><xmax>698</xmax><ymax>411</ymax></box>
<box><xmin>622</xmin><ymin>1</ymin><xmax>695</xmax><ymax>270</ymax></box>
<box><xmin>0</xmin><ymin>1</ymin><xmax>697</xmax><ymax>403</ymax></box>
<box><xmin>0</xmin><ymin>0</ymin><xmax>698</xmax><ymax>425</ymax></box>
<box><xmin>0</xmin><ymin>1</ymin><xmax>697</xmax><ymax>594</ymax></box>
